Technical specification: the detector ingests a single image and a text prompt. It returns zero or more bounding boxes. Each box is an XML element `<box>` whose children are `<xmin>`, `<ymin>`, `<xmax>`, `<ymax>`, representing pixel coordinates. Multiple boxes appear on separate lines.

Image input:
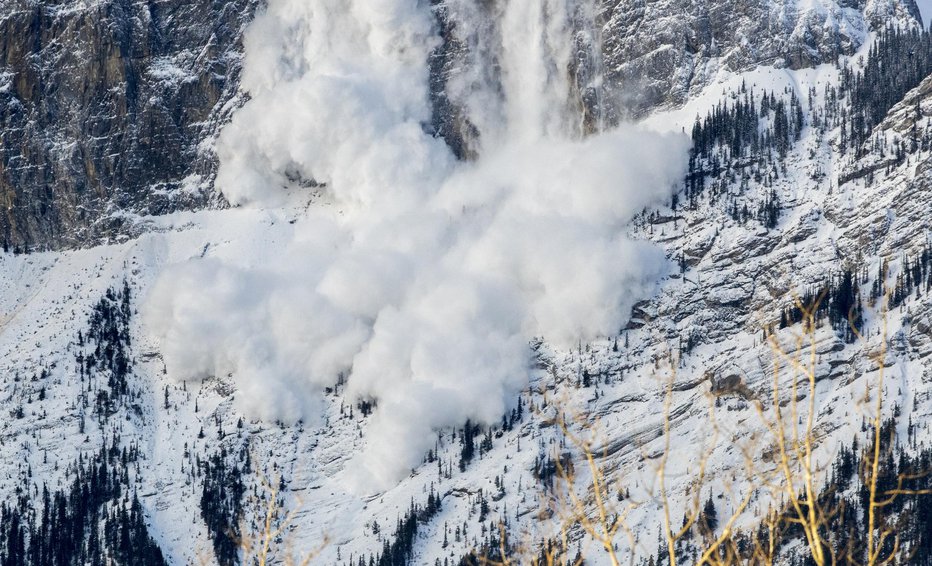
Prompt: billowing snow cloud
<box><xmin>145</xmin><ymin>0</ymin><xmax>690</xmax><ymax>490</ymax></box>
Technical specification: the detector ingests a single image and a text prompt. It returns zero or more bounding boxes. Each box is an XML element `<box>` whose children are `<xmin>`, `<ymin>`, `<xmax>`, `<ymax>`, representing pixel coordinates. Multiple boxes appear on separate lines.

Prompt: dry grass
<box><xmin>215</xmin><ymin>286</ymin><xmax>927</xmax><ymax>566</ymax></box>
<box><xmin>480</xmin><ymin>284</ymin><xmax>930</xmax><ymax>565</ymax></box>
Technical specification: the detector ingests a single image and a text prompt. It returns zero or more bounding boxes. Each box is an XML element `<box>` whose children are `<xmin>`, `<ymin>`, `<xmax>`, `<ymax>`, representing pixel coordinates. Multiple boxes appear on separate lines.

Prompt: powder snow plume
<box><xmin>145</xmin><ymin>0</ymin><xmax>690</xmax><ymax>490</ymax></box>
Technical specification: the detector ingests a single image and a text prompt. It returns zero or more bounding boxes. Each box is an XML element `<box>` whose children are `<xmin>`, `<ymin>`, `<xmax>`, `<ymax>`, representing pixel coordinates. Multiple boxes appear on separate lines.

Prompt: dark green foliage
<box><xmin>688</xmin><ymin>88</ymin><xmax>803</xmax><ymax>169</ymax></box>
<box><xmin>843</xmin><ymin>25</ymin><xmax>932</xmax><ymax>153</ymax></box>
<box><xmin>532</xmin><ymin>451</ymin><xmax>573</xmax><ymax>490</ymax></box>
<box><xmin>701</xmin><ymin>496</ymin><xmax>718</xmax><ymax>533</ymax></box>
<box><xmin>200</xmin><ymin>448</ymin><xmax>246</xmax><ymax>566</ymax></box>
<box><xmin>778</xmin><ymin>418</ymin><xmax>932</xmax><ymax>565</ymax></box>
<box><xmin>645</xmin><ymin>417</ymin><xmax>932</xmax><ymax>566</ymax></box>
<box><xmin>781</xmin><ymin>246</ymin><xmax>932</xmax><ymax>342</ymax></box>
<box><xmin>684</xmin><ymin>86</ymin><xmax>797</xmax><ymax>228</ymax></box>
<box><xmin>80</xmin><ymin>281</ymin><xmax>134</xmax><ymax>418</ymax></box>
<box><xmin>374</xmin><ymin>488</ymin><xmax>441</xmax><ymax>566</ymax></box>
<box><xmin>459</xmin><ymin>420</ymin><xmax>479</xmax><ymax>472</ymax></box>
<box><xmin>0</xmin><ymin>440</ymin><xmax>165</xmax><ymax>566</ymax></box>
<box><xmin>456</xmin><ymin>523</ymin><xmax>512</xmax><ymax>566</ymax></box>
<box><xmin>759</xmin><ymin>189</ymin><xmax>780</xmax><ymax>229</ymax></box>
<box><xmin>883</xmin><ymin>247</ymin><xmax>932</xmax><ymax>309</ymax></box>
<box><xmin>779</xmin><ymin>267</ymin><xmax>864</xmax><ymax>343</ymax></box>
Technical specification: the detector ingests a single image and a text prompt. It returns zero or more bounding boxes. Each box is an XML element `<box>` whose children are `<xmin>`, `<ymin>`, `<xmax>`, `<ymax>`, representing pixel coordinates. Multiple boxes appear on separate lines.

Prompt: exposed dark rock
<box><xmin>0</xmin><ymin>0</ymin><xmax>260</xmax><ymax>250</ymax></box>
<box><xmin>0</xmin><ymin>0</ymin><xmax>919</xmax><ymax>254</ymax></box>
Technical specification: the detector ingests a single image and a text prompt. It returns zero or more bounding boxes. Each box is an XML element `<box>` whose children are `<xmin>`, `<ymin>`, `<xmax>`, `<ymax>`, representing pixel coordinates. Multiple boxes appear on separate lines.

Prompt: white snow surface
<box><xmin>1</xmin><ymin>58</ymin><xmax>930</xmax><ymax>563</ymax></box>
<box><xmin>147</xmin><ymin>0</ymin><xmax>692</xmax><ymax>491</ymax></box>
<box><xmin>1</xmin><ymin>1</ymin><xmax>931</xmax><ymax>565</ymax></box>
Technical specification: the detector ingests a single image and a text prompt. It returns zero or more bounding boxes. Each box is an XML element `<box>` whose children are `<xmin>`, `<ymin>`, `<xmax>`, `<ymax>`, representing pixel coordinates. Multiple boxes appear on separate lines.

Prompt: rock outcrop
<box><xmin>0</xmin><ymin>0</ymin><xmax>920</xmax><ymax>250</ymax></box>
<box><xmin>0</xmin><ymin>0</ymin><xmax>259</xmax><ymax>249</ymax></box>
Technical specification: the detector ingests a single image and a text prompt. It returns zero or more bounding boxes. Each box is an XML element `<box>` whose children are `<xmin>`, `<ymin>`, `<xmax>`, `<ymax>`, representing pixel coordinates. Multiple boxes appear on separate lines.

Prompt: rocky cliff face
<box><xmin>0</xmin><ymin>0</ymin><xmax>920</xmax><ymax>251</ymax></box>
<box><xmin>428</xmin><ymin>0</ymin><xmax>920</xmax><ymax>154</ymax></box>
<box><xmin>0</xmin><ymin>0</ymin><xmax>259</xmax><ymax>250</ymax></box>
<box><xmin>598</xmin><ymin>0</ymin><xmax>921</xmax><ymax>114</ymax></box>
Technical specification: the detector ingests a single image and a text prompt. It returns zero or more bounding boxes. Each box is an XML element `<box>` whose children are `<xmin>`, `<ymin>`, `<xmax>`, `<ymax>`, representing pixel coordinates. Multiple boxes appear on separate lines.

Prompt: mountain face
<box><xmin>598</xmin><ymin>0</ymin><xmax>918</xmax><ymax>111</ymax></box>
<box><xmin>0</xmin><ymin>0</ymin><xmax>259</xmax><ymax>250</ymax></box>
<box><xmin>429</xmin><ymin>0</ymin><xmax>920</xmax><ymax>153</ymax></box>
<box><xmin>0</xmin><ymin>0</ymin><xmax>916</xmax><ymax>249</ymax></box>
<box><xmin>1</xmin><ymin>1</ymin><xmax>932</xmax><ymax>566</ymax></box>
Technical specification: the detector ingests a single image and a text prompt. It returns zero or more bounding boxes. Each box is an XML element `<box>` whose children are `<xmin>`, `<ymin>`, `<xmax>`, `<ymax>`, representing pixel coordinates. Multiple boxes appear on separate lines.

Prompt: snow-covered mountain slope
<box><xmin>2</xmin><ymin>0</ymin><xmax>932</xmax><ymax>565</ymax></box>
